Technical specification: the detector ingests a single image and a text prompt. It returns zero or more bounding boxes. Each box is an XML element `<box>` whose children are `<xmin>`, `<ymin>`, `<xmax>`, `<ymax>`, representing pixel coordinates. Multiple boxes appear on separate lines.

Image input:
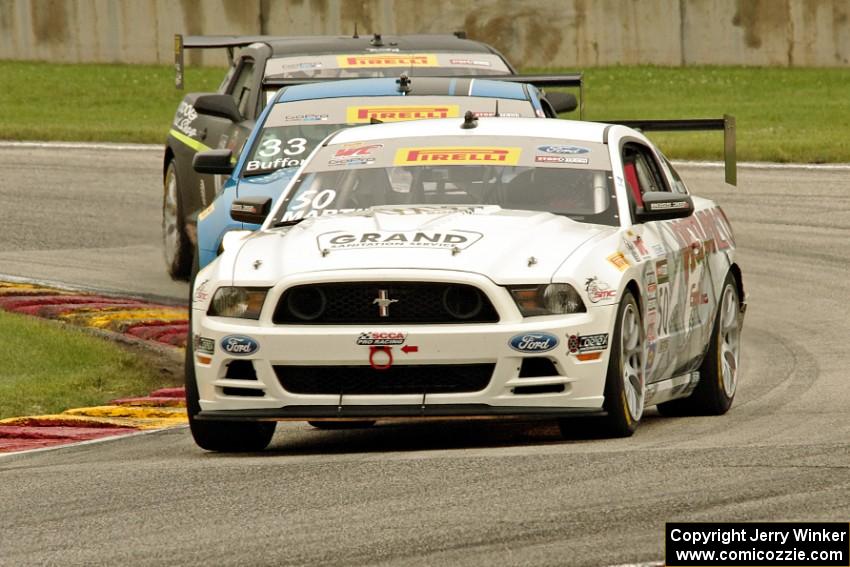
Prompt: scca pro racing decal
<box><xmin>509</xmin><ymin>332</ymin><xmax>559</xmax><ymax>353</ymax></box>
<box><xmin>221</xmin><ymin>335</ymin><xmax>259</xmax><ymax>356</ymax></box>
<box><xmin>535</xmin><ymin>145</ymin><xmax>590</xmax><ymax>165</ymax></box>
<box><xmin>534</xmin><ymin>155</ymin><xmax>588</xmax><ymax>165</ymax></box>
<box><xmin>316</xmin><ymin>230</ymin><xmax>484</xmax><ymax>251</ymax></box>
<box><xmin>357</xmin><ymin>331</ymin><xmax>407</xmax><ymax>346</ymax></box>
<box><xmin>568</xmin><ymin>333</ymin><xmax>608</xmax><ymax>353</ymax></box>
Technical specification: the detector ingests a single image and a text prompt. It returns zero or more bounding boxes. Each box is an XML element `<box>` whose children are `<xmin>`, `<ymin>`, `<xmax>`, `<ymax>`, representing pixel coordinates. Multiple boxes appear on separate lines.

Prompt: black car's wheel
<box><xmin>162</xmin><ymin>160</ymin><xmax>193</xmax><ymax>280</ymax></box>
<box><xmin>307</xmin><ymin>421</ymin><xmax>376</xmax><ymax>430</ymax></box>
<box><xmin>657</xmin><ymin>272</ymin><xmax>741</xmax><ymax>417</ymax></box>
<box><xmin>185</xmin><ymin>324</ymin><xmax>276</xmax><ymax>452</ymax></box>
<box><xmin>562</xmin><ymin>290</ymin><xmax>644</xmax><ymax>438</ymax></box>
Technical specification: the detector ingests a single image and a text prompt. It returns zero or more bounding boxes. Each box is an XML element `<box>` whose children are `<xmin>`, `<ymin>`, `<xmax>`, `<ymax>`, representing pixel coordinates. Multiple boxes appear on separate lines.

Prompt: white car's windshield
<box><xmin>272</xmin><ymin>137</ymin><xmax>618</xmax><ymax>226</ymax></box>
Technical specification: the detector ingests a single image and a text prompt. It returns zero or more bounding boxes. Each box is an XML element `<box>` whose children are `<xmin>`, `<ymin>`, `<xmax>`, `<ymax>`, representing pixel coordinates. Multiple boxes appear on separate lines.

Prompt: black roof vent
<box><xmin>396</xmin><ymin>72</ymin><xmax>411</xmax><ymax>93</ymax></box>
<box><xmin>460</xmin><ymin>110</ymin><xmax>478</xmax><ymax>129</ymax></box>
<box><xmin>370</xmin><ymin>33</ymin><xmax>383</xmax><ymax>46</ymax></box>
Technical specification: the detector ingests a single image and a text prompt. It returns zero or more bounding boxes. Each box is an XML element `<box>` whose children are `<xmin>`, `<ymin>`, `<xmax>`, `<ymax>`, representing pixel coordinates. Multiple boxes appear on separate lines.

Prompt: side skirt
<box><xmin>645</xmin><ymin>371</ymin><xmax>700</xmax><ymax>407</ymax></box>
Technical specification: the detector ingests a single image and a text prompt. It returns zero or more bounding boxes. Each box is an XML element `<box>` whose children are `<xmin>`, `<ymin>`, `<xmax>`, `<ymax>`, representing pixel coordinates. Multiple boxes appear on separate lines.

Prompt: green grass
<box><xmin>0</xmin><ymin>311</ymin><xmax>180</xmax><ymax>419</ymax></box>
<box><xmin>570</xmin><ymin>66</ymin><xmax>850</xmax><ymax>163</ymax></box>
<box><xmin>0</xmin><ymin>60</ymin><xmax>224</xmax><ymax>143</ymax></box>
<box><xmin>1</xmin><ymin>60</ymin><xmax>849</xmax><ymax>161</ymax></box>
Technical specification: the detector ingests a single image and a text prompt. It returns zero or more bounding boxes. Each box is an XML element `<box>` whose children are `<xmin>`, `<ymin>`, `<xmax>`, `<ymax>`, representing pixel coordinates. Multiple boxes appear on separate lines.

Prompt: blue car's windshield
<box><xmin>241</xmin><ymin>96</ymin><xmax>537</xmax><ymax>177</ymax></box>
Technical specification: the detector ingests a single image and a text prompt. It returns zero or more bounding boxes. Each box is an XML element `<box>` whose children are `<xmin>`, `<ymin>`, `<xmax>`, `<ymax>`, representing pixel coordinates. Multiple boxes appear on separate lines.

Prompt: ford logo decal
<box><xmin>509</xmin><ymin>332</ymin><xmax>559</xmax><ymax>353</ymax></box>
<box><xmin>537</xmin><ymin>145</ymin><xmax>589</xmax><ymax>155</ymax></box>
<box><xmin>220</xmin><ymin>335</ymin><xmax>259</xmax><ymax>356</ymax></box>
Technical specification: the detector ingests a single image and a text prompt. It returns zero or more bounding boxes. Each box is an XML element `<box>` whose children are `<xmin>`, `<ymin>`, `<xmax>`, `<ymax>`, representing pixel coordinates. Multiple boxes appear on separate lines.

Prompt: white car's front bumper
<box><xmin>192</xmin><ymin>271</ymin><xmax>617</xmax><ymax>421</ymax></box>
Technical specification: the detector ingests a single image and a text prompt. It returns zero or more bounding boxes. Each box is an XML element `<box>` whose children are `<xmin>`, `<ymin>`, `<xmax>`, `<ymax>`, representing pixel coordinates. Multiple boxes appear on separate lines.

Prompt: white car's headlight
<box><xmin>508</xmin><ymin>284</ymin><xmax>586</xmax><ymax>316</ymax></box>
<box><xmin>208</xmin><ymin>287</ymin><xmax>269</xmax><ymax>319</ymax></box>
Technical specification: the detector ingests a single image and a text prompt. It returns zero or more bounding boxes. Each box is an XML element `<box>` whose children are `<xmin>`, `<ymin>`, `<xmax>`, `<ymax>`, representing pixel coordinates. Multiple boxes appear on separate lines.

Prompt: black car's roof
<box><xmin>184</xmin><ymin>34</ymin><xmax>498</xmax><ymax>56</ymax></box>
<box><xmin>269</xmin><ymin>34</ymin><xmax>495</xmax><ymax>56</ymax></box>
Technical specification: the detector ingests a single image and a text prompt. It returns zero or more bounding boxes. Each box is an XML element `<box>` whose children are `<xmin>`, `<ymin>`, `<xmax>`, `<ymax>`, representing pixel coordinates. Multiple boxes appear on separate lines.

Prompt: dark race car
<box><xmin>163</xmin><ymin>32</ymin><xmax>520</xmax><ymax>279</ymax></box>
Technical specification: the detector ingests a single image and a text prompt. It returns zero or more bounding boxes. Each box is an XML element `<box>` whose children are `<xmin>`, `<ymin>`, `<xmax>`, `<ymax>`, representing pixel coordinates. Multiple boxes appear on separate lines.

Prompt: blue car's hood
<box><xmin>236</xmin><ymin>167</ymin><xmax>298</xmax><ymax>201</ymax></box>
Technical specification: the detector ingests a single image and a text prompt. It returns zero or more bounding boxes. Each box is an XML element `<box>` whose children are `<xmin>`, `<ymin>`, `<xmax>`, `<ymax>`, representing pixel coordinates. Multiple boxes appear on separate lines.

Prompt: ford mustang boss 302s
<box><xmin>164</xmin><ymin>32</ymin><xmax>522</xmax><ymax>279</ymax></box>
<box><xmin>187</xmin><ymin>114</ymin><xmax>745</xmax><ymax>451</ymax></box>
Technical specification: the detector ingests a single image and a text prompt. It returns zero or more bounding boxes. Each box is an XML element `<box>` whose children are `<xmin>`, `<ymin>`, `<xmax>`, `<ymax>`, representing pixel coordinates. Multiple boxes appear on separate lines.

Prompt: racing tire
<box><xmin>567</xmin><ymin>289</ymin><xmax>645</xmax><ymax>438</ymax></box>
<box><xmin>162</xmin><ymin>160</ymin><xmax>193</xmax><ymax>281</ymax></box>
<box><xmin>307</xmin><ymin>421</ymin><xmax>376</xmax><ymax>430</ymax></box>
<box><xmin>185</xmin><ymin>303</ymin><xmax>275</xmax><ymax>453</ymax></box>
<box><xmin>657</xmin><ymin>272</ymin><xmax>741</xmax><ymax>417</ymax></box>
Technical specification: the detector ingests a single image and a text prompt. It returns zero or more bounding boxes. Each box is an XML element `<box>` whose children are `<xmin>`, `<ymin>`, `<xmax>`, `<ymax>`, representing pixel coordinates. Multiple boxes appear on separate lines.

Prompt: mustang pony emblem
<box><xmin>373</xmin><ymin>290</ymin><xmax>399</xmax><ymax>317</ymax></box>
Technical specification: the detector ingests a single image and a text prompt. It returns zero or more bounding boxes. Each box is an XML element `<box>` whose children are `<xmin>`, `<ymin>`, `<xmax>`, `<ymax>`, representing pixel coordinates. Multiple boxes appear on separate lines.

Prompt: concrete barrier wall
<box><xmin>1</xmin><ymin>0</ymin><xmax>848</xmax><ymax>67</ymax></box>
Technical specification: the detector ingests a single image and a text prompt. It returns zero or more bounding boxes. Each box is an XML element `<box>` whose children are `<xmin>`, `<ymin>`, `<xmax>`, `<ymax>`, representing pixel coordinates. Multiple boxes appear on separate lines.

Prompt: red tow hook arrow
<box><xmin>401</xmin><ymin>345</ymin><xmax>418</xmax><ymax>354</ymax></box>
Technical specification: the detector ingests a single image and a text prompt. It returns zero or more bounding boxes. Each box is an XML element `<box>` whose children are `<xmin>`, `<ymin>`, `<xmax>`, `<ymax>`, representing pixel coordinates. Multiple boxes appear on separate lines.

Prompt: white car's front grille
<box><xmin>272</xmin><ymin>282</ymin><xmax>500</xmax><ymax>324</ymax></box>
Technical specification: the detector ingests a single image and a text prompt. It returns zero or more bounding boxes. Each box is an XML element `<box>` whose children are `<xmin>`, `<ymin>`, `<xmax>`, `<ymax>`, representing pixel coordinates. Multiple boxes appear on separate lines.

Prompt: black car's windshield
<box><xmin>271</xmin><ymin>136</ymin><xmax>618</xmax><ymax>226</ymax></box>
<box><xmin>242</xmin><ymin>97</ymin><xmax>536</xmax><ymax>177</ymax></box>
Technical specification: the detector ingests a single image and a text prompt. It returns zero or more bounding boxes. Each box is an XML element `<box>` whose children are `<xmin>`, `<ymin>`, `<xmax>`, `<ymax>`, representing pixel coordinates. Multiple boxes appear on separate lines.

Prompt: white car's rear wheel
<box><xmin>657</xmin><ymin>272</ymin><xmax>741</xmax><ymax>416</ymax></box>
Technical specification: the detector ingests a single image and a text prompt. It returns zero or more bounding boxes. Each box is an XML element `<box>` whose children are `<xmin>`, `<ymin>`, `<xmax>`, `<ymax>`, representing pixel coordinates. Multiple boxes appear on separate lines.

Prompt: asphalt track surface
<box><xmin>1</xmin><ymin>146</ymin><xmax>849</xmax><ymax>566</ymax></box>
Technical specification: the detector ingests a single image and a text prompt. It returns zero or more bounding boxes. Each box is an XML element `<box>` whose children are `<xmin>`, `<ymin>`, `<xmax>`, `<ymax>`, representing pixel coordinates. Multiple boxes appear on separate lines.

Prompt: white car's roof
<box><xmin>325</xmin><ymin>117</ymin><xmax>612</xmax><ymax>146</ymax></box>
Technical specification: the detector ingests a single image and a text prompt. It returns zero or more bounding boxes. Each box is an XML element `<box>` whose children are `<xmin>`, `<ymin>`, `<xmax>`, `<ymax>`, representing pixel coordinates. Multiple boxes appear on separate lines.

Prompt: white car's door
<box><xmin>620</xmin><ymin>141</ymin><xmax>713</xmax><ymax>382</ymax></box>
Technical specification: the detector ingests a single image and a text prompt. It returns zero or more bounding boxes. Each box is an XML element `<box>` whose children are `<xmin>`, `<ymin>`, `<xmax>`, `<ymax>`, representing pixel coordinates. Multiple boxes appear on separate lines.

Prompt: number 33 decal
<box><xmin>257</xmin><ymin>137</ymin><xmax>307</xmax><ymax>157</ymax></box>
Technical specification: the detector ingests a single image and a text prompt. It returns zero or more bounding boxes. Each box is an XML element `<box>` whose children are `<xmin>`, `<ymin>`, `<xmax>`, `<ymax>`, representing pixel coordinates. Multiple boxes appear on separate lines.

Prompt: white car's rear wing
<box><xmin>605</xmin><ymin>117</ymin><xmax>737</xmax><ymax>186</ymax></box>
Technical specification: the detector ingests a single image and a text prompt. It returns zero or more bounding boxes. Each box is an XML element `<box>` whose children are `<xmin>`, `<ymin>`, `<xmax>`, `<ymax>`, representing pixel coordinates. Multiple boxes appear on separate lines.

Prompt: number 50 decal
<box><xmin>291</xmin><ymin>189</ymin><xmax>337</xmax><ymax>211</ymax></box>
<box><xmin>257</xmin><ymin>137</ymin><xmax>308</xmax><ymax>158</ymax></box>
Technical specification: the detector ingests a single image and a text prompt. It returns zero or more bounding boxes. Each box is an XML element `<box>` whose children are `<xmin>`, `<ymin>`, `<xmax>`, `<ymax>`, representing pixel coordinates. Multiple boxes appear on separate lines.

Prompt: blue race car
<box><xmin>191</xmin><ymin>74</ymin><xmax>582</xmax><ymax>270</ymax></box>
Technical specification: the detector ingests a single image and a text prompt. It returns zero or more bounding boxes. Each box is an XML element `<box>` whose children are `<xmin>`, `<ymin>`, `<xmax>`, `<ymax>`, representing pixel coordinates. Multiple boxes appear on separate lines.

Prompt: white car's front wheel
<box><xmin>185</xmin><ymin>324</ymin><xmax>276</xmax><ymax>452</ymax></box>
<box><xmin>601</xmin><ymin>290</ymin><xmax>645</xmax><ymax>437</ymax></box>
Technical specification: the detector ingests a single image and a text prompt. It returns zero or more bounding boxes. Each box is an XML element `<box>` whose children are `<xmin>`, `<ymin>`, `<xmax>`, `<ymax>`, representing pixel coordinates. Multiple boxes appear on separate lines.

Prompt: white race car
<box><xmin>187</xmin><ymin>114</ymin><xmax>745</xmax><ymax>451</ymax></box>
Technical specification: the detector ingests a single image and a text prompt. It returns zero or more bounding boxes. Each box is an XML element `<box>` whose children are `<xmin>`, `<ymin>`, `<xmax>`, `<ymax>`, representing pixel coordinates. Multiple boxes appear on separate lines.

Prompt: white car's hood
<box><xmin>232</xmin><ymin>206</ymin><xmax>611</xmax><ymax>284</ymax></box>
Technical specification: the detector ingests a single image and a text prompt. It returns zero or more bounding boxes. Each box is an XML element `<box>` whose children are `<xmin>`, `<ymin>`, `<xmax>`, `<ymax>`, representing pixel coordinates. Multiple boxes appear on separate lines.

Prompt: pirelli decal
<box><xmin>346</xmin><ymin>105</ymin><xmax>460</xmax><ymax>123</ymax></box>
<box><xmin>337</xmin><ymin>54</ymin><xmax>439</xmax><ymax>68</ymax></box>
<box><xmin>394</xmin><ymin>147</ymin><xmax>522</xmax><ymax>166</ymax></box>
